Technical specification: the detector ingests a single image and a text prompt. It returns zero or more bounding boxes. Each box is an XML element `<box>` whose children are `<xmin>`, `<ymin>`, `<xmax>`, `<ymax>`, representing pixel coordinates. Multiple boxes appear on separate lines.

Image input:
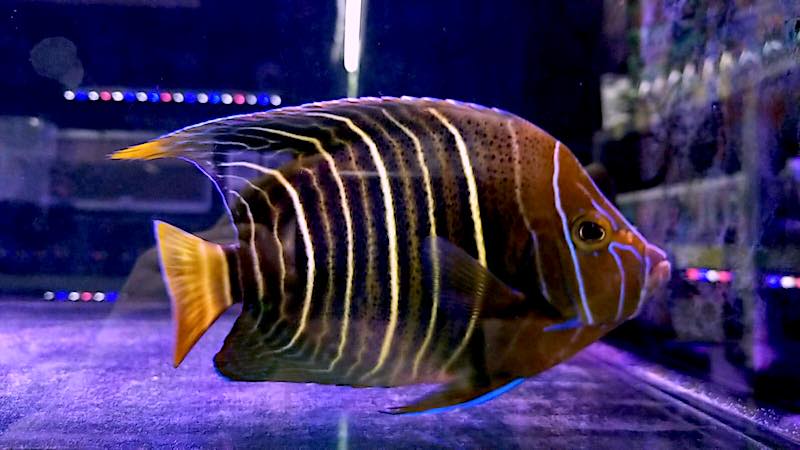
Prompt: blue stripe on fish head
<box><xmin>514</xmin><ymin>141</ymin><xmax>595</xmax><ymax>326</ymax></box>
<box><xmin>544</xmin><ymin>141</ymin><xmax>670</xmax><ymax>326</ymax></box>
<box><xmin>515</xmin><ymin>144</ymin><xmax>585</xmax><ymax>326</ymax></box>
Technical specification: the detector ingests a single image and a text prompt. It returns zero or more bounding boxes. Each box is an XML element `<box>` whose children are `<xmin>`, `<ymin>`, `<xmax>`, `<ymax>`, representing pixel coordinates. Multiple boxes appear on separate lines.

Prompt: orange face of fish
<box><xmin>529</xmin><ymin>141</ymin><xmax>671</xmax><ymax>328</ymax></box>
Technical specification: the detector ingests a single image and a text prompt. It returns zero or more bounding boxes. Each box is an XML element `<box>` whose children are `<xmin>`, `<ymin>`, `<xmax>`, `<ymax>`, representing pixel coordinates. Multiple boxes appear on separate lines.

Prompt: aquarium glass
<box><xmin>1</xmin><ymin>1</ymin><xmax>799</xmax><ymax>447</ymax></box>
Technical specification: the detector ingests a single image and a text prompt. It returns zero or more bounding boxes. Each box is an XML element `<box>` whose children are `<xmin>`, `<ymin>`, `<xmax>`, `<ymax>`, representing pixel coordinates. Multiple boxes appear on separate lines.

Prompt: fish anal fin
<box><xmin>155</xmin><ymin>220</ymin><xmax>234</xmax><ymax>367</ymax></box>
<box><xmin>383</xmin><ymin>377</ymin><xmax>525</xmax><ymax>415</ymax></box>
<box><xmin>213</xmin><ymin>314</ymin><xmax>333</xmax><ymax>383</ymax></box>
<box><xmin>424</xmin><ymin>237</ymin><xmax>525</xmax><ymax>319</ymax></box>
<box><xmin>213</xmin><ymin>313</ymin><xmax>276</xmax><ymax>381</ymax></box>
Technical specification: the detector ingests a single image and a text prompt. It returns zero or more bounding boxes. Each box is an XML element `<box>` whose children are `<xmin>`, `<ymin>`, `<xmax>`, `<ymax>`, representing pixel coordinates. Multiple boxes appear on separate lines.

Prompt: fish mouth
<box><xmin>647</xmin><ymin>260</ymin><xmax>671</xmax><ymax>291</ymax></box>
<box><xmin>644</xmin><ymin>244</ymin><xmax>671</xmax><ymax>295</ymax></box>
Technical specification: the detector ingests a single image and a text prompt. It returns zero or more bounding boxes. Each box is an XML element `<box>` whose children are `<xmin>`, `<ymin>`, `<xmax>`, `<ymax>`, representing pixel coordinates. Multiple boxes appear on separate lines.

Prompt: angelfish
<box><xmin>112</xmin><ymin>97</ymin><xmax>671</xmax><ymax>414</ymax></box>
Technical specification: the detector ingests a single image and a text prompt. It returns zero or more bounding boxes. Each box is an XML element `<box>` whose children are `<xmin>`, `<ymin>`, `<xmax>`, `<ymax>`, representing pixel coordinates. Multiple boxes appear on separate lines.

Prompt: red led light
<box><xmin>685</xmin><ymin>268</ymin><xmax>700</xmax><ymax>281</ymax></box>
<box><xmin>160</xmin><ymin>92</ymin><xmax>172</xmax><ymax>102</ymax></box>
<box><xmin>80</xmin><ymin>291</ymin><xmax>92</xmax><ymax>301</ymax></box>
<box><xmin>99</xmin><ymin>91</ymin><xmax>112</xmax><ymax>101</ymax></box>
<box><xmin>718</xmin><ymin>271</ymin><xmax>732</xmax><ymax>283</ymax></box>
<box><xmin>233</xmin><ymin>94</ymin><xmax>245</xmax><ymax>105</ymax></box>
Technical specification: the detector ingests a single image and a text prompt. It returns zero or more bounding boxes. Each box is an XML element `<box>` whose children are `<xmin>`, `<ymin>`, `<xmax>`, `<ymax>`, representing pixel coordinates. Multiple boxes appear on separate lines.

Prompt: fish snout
<box><xmin>645</xmin><ymin>244</ymin><xmax>671</xmax><ymax>292</ymax></box>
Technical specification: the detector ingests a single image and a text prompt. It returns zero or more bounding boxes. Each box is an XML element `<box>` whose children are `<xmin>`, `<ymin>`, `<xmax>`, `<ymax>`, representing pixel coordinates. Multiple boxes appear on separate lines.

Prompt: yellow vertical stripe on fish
<box><xmin>428</xmin><ymin>108</ymin><xmax>486</xmax><ymax>267</ymax></box>
<box><xmin>221</xmin><ymin>174</ymin><xmax>287</xmax><ymax>336</ymax></box>
<box><xmin>300</xmin><ymin>167</ymin><xmax>337</xmax><ymax>362</ymax></box>
<box><xmin>381</xmin><ymin>109</ymin><xmax>440</xmax><ymax>380</ymax></box>
<box><xmin>338</xmin><ymin>139</ymin><xmax>377</xmax><ymax>378</ymax></box>
<box><xmin>220</xmin><ymin>161</ymin><xmax>316</xmax><ymax>352</ymax></box>
<box><xmin>236</xmin><ymin>126</ymin><xmax>355</xmax><ymax>373</ymax></box>
<box><xmin>359</xmin><ymin>111</ymin><xmax>419</xmax><ymax>384</ymax></box>
<box><xmin>227</xmin><ymin>190</ymin><xmax>265</xmax><ymax>301</ymax></box>
<box><xmin>428</xmin><ymin>107</ymin><xmax>486</xmax><ymax>371</ymax></box>
<box><xmin>307</xmin><ymin>112</ymin><xmax>400</xmax><ymax>379</ymax></box>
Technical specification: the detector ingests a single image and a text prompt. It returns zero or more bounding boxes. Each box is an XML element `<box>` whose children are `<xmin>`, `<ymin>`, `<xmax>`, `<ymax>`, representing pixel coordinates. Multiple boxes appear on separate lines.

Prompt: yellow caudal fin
<box><xmin>110</xmin><ymin>140</ymin><xmax>173</xmax><ymax>161</ymax></box>
<box><xmin>154</xmin><ymin>220</ymin><xmax>234</xmax><ymax>367</ymax></box>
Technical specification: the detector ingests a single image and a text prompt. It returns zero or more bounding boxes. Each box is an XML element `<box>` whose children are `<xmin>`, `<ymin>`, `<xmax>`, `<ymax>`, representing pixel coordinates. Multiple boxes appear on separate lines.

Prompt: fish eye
<box><xmin>578</xmin><ymin>221</ymin><xmax>605</xmax><ymax>242</ymax></box>
<box><xmin>570</xmin><ymin>213</ymin><xmax>611</xmax><ymax>251</ymax></box>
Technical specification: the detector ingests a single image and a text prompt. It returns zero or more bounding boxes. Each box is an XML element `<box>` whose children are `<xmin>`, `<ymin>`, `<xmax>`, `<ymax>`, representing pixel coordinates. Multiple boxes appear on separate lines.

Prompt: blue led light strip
<box><xmin>63</xmin><ymin>87</ymin><xmax>282</xmax><ymax>107</ymax></box>
<box><xmin>43</xmin><ymin>291</ymin><xmax>118</xmax><ymax>302</ymax></box>
<box><xmin>764</xmin><ymin>274</ymin><xmax>800</xmax><ymax>289</ymax></box>
<box><xmin>684</xmin><ymin>267</ymin><xmax>732</xmax><ymax>284</ymax></box>
<box><xmin>684</xmin><ymin>267</ymin><xmax>800</xmax><ymax>289</ymax></box>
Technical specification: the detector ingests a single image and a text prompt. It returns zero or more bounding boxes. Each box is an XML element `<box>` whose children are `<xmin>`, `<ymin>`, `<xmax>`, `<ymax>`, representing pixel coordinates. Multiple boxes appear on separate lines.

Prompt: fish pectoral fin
<box><xmin>155</xmin><ymin>220</ymin><xmax>235</xmax><ymax>368</ymax></box>
<box><xmin>423</xmin><ymin>237</ymin><xmax>525</xmax><ymax>319</ymax></box>
<box><xmin>382</xmin><ymin>377</ymin><xmax>526</xmax><ymax>415</ymax></box>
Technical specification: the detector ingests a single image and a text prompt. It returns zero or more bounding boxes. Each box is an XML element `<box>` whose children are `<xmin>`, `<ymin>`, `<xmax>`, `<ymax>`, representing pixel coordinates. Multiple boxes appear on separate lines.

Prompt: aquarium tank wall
<box><xmin>1</xmin><ymin>0</ymin><xmax>799</xmax><ymax>447</ymax></box>
<box><xmin>599</xmin><ymin>0</ymin><xmax>800</xmax><ymax>407</ymax></box>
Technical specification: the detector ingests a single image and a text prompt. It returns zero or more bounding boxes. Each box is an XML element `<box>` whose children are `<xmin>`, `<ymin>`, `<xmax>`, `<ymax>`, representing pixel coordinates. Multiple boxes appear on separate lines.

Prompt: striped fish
<box><xmin>112</xmin><ymin>97</ymin><xmax>670</xmax><ymax>414</ymax></box>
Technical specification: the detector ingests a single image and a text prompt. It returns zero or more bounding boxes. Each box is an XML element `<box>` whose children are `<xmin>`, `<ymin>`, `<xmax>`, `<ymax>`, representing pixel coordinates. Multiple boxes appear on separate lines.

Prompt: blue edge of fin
<box><xmin>401</xmin><ymin>378</ymin><xmax>526</xmax><ymax>417</ymax></box>
<box><xmin>543</xmin><ymin>317</ymin><xmax>582</xmax><ymax>332</ymax></box>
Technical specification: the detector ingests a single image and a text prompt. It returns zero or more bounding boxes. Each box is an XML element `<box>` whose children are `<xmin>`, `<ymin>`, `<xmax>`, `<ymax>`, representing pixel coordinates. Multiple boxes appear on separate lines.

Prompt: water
<box><xmin>1</xmin><ymin>1</ymin><xmax>799</xmax><ymax>447</ymax></box>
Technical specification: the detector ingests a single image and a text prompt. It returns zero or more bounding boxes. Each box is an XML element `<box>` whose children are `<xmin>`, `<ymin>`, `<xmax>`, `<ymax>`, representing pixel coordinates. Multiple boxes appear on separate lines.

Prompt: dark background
<box><xmin>1</xmin><ymin>0</ymin><xmax>608</xmax><ymax>162</ymax></box>
<box><xmin>0</xmin><ymin>0</ymin><xmax>614</xmax><ymax>290</ymax></box>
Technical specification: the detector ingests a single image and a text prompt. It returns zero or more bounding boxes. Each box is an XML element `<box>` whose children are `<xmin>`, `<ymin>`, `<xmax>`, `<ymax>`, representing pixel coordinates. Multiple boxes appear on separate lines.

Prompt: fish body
<box><xmin>113</xmin><ymin>97</ymin><xmax>670</xmax><ymax>413</ymax></box>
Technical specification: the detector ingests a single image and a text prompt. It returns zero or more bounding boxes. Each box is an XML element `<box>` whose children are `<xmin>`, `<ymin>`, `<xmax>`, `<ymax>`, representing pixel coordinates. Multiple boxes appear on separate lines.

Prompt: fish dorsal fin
<box><xmin>109</xmin><ymin>97</ymin><xmax>511</xmax><ymax>246</ymax></box>
<box><xmin>109</xmin><ymin>100</ymin><xmax>403</xmax><ymax>242</ymax></box>
<box><xmin>423</xmin><ymin>237</ymin><xmax>525</xmax><ymax>319</ymax></box>
<box><xmin>154</xmin><ymin>221</ymin><xmax>234</xmax><ymax>367</ymax></box>
<box><xmin>109</xmin><ymin>97</ymin><xmax>509</xmax><ymax>170</ymax></box>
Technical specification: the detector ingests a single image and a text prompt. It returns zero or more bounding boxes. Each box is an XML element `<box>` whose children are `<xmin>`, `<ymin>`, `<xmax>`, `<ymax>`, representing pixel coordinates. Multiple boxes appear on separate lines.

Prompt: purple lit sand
<box><xmin>0</xmin><ymin>299</ymin><xmax>782</xmax><ymax>448</ymax></box>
